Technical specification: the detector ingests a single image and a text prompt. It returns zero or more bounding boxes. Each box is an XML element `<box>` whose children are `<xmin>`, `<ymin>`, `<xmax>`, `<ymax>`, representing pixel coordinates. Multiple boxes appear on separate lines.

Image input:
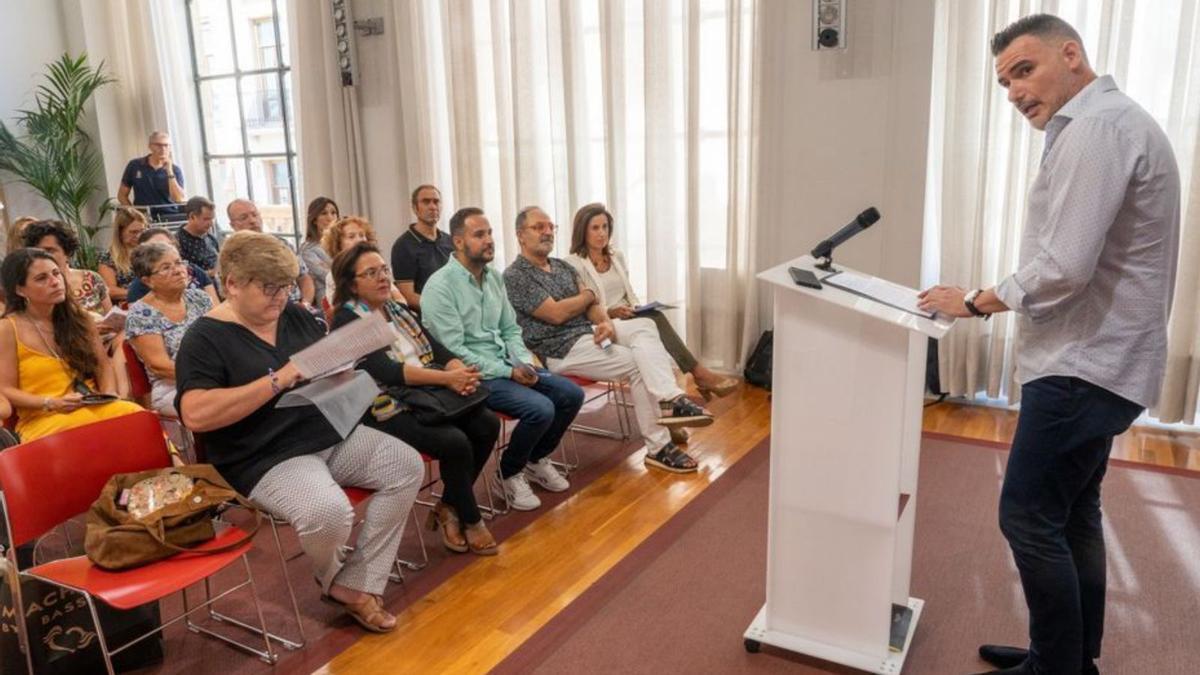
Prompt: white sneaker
<box><xmin>523</xmin><ymin>457</ymin><xmax>570</xmax><ymax>493</ymax></box>
<box><xmin>498</xmin><ymin>471</ymin><xmax>541</xmax><ymax>511</ymax></box>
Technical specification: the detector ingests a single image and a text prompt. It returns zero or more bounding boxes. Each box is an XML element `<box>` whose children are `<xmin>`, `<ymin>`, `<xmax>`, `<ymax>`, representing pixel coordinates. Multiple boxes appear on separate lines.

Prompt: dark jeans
<box><xmin>484</xmin><ymin>370</ymin><xmax>584</xmax><ymax>478</ymax></box>
<box><xmin>367</xmin><ymin>407</ymin><xmax>500</xmax><ymax>525</ymax></box>
<box><xmin>641</xmin><ymin>309</ymin><xmax>698</xmax><ymax>373</ymax></box>
<box><xmin>1000</xmin><ymin>376</ymin><xmax>1142</xmax><ymax>675</ymax></box>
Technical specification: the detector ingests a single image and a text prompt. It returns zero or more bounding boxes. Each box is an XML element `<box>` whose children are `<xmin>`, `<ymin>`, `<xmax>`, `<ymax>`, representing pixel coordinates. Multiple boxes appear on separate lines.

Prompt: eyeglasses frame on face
<box><xmin>525</xmin><ymin>222</ymin><xmax>557</xmax><ymax>233</ymax></box>
<box><xmin>256</xmin><ymin>279</ymin><xmax>296</xmax><ymax>300</ymax></box>
<box><xmin>354</xmin><ymin>264</ymin><xmax>392</xmax><ymax>281</ymax></box>
<box><xmin>151</xmin><ymin>260</ymin><xmax>188</xmax><ymax>276</ymax></box>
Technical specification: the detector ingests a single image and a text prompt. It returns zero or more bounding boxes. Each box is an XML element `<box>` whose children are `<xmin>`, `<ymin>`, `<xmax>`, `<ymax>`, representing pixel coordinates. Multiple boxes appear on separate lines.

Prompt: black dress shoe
<box><xmin>979</xmin><ymin>645</ymin><xmax>1029</xmax><ymax>669</ymax></box>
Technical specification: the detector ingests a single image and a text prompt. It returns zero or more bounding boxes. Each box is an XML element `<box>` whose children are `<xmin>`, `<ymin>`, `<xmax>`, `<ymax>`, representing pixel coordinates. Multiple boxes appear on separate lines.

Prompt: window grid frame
<box><xmin>184</xmin><ymin>0</ymin><xmax>300</xmax><ymax>246</ymax></box>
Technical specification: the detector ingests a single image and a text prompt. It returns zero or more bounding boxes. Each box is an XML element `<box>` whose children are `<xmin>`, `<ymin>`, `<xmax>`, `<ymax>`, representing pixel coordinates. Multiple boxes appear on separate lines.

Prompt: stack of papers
<box><xmin>821</xmin><ymin>271</ymin><xmax>934</xmax><ymax>319</ymax></box>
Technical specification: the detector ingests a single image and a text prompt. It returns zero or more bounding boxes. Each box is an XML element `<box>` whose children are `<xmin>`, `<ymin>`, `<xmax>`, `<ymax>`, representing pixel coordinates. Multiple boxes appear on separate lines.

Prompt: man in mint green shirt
<box><xmin>421</xmin><ymin>207</ymin><xmax>584</xmax><ymax>512</ymax></box>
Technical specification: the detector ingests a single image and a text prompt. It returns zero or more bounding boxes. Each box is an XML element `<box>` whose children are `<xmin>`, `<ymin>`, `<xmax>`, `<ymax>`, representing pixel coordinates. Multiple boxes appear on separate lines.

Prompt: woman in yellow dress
<box><xmin>0</xmin><ymin>248</ymin><xmax>142</xmax><ymax>441</ymax></box>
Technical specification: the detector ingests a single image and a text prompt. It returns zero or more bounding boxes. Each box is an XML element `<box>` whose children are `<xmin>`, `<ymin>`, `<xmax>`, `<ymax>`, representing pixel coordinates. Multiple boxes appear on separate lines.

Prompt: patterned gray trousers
<box><xmin>250</xmin><ymin>425</ymin><xmax>423</xmax><ymax>596</ymax></box>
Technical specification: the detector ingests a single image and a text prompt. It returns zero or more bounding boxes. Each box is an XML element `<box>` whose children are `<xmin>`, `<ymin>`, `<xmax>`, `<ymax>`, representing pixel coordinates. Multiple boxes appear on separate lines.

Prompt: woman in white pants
<box><xmin>175</xmin><ymin>231</ymin><xmax>422</xmax><ymax>633</ymax></box>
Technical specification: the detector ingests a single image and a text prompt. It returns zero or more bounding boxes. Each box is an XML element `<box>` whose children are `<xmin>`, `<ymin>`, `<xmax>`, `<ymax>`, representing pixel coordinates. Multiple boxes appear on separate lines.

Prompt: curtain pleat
<box><xmin>293</xmin><ymin>0</ymin><xmax>760</xmax><ymax>372</ymax></box>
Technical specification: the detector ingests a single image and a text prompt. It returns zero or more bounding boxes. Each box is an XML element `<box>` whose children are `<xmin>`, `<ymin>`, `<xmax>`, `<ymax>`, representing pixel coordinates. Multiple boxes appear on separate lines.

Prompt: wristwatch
<box><xmin>963</xmin><ymin>289</ymin><xmax>990</xmax><ymax>319</ymax></box>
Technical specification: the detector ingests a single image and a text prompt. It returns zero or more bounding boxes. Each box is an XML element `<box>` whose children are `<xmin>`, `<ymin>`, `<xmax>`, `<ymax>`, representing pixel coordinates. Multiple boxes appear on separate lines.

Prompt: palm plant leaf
<box><xmin>0</xmin><ymin>53</ymin><xmax>115</xmax><ymax>270</ymax></box>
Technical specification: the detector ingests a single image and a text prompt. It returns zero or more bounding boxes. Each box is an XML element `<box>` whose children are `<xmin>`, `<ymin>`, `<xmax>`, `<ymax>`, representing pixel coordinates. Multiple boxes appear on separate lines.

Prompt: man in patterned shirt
<box><xmin>919</xmin><ymin>14</ymin><xmax>1180</xmax><ymax>675</ymax></box>
<box><xmin>177</xmin><ymin>196</ymin><xmax>220</xmax><ymax>276</ymax></box>
<box><xmin>503</xmin><ymin>206</ymin><xmax>714</xmax><ymax>475</ymax></box>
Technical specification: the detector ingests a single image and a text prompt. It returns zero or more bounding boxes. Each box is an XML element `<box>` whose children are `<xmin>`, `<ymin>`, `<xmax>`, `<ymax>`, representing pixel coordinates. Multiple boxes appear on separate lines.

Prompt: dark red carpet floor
<box><xmin>495</xmin><ymin>436</ymin><xmax>1200</xmax><ymax>674</ymax></box>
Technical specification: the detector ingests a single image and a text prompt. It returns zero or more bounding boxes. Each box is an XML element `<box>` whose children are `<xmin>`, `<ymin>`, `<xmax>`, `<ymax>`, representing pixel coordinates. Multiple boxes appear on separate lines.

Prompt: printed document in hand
<box><xmin>821</xmin><ymin>271</ymin><xmax>934</xmax><ymax>319</ymax></box>
<box><xmin>98</xmin><ymin>306</ymin><xmax>128</xmax><ymax>332</ymax></box>
<box><xmin>289</xmin><ymin>311</ymin><xmax>397</xmax><ymax>379</ymax></box>
<box><xmin>633</xmin><ymin>301</ymin><xmax>677</xmax><ymax>314</ymax></box>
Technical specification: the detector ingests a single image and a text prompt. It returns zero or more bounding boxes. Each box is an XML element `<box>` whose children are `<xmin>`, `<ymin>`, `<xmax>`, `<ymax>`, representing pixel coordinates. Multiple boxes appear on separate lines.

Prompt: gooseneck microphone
<box><xmin>810</xmin><ymin>207</ymin><xmax>881</xmax><ymax>271</ymax></box>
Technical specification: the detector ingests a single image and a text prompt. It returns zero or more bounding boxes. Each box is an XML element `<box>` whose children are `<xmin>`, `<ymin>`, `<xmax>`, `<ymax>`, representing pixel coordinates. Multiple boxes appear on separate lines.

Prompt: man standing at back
<box><xmin>118</xmin><ymin>131</ymin><xmax>186</xmax><ymax>221</ymax></box>
<box><xmin>919</xmin><ymin>14</ymin><xmax>1180</xmax><ymax>675</ymax></box>
<box><xmin>392</xmin><ymin>184</ymin><xmax>453</xmax><ymax>310</ymax></box>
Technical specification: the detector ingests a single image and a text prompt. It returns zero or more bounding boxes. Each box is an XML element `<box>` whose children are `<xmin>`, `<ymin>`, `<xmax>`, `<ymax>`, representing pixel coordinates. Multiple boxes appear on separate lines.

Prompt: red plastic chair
<box><xmin>320</xmin><ymin>296</ymin><xmax>334</xmax><ymax>325</ymax></box>
<box><xmin>0</xmin><ymin>411</ymin><xmax>278</xmax><ymax>673</ymax></box>
<box><xmin>122</xmin><ymin>340</ymin><xmax>153</xmax><ymax>406</ymax></box>
<box><xmin>564</xmin><ymin>374</ymin><xmax>633</xmax><ymax>443</ymax></box>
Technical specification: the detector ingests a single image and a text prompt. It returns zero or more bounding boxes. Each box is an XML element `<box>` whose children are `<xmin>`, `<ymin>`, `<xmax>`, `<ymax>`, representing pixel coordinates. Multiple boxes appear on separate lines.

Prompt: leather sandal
<box><xmin>320</xmin><ymin>593</ymin><xmax>396</xmax><ymax>633</ymax></box>
<box><xmin>428</xmin><ymin>502</ymin><xmax>469</xmax><ymax>553</ymax></box>
<box><xmin>644</xmin><ymin>443</ymin><xmax>699</xmax><ymax>474</ymax></box>
<box><xmin>697</xmin><ymin>377</ymin><xmax>738</xmax><ymax>402</ymax></box>
<box><xmin>427</xmin><ymin>502</ymin><xmax>468</xmax><ymax>553</ymax></box>
<box><xmin>463</xmin><ymin>521</ymin><xmax>498</xmax><ymax>556</ymax></box>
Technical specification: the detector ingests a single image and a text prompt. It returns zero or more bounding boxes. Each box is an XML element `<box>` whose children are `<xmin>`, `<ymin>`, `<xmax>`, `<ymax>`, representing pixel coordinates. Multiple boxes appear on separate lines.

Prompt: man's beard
<box><xmin>467</xmin><ymin>246</ymin><xmax>494</xmax><ymax>264</ymax></box>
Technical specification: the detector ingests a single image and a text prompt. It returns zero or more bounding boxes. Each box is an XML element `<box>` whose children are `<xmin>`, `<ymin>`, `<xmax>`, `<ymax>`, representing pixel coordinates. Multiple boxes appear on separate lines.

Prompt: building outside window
<box><xmin>185</xmin><ymin>0</ymin><xmax>299</xmax><ymax>245</ymax></box>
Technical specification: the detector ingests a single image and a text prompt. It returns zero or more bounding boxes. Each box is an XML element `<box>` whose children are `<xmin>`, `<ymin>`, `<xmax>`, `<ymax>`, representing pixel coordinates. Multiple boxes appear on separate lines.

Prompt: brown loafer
<box><xmin>428</xmin><ymin>502</ymin><xmax>468</xmax><ymax>553</ymax></box>
<box><xmin>464</xmin><ymin>521</ymin><xmax>498</xmax><ymax>556</ymax></box>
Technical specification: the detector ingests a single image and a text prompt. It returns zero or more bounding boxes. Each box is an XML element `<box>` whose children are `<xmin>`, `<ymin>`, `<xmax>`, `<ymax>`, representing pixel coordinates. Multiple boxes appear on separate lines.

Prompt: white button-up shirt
<box><xmin>995</xmin><ymin>75</ymin><xmax>1181</xmax><ymax>408</ymax></box>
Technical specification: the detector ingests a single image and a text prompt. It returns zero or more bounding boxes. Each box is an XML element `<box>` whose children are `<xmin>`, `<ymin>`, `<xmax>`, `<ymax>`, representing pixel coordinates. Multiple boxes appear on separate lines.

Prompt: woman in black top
<box><xmin>330</xmin><ymin>242</ymin><xmax>500</xmax><ymax>556</ymax></box>
<box><xmin>175</xmin><ymin>232</ymin><xmax>422</xmax><ymax>634</ymax></box>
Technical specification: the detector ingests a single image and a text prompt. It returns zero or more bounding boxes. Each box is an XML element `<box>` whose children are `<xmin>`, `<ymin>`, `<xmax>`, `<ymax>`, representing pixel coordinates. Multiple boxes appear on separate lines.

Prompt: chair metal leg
<box><xmin>182</xmin><ymin>562</ymin><xmax>280</xmax><ymax>663</ymax></box>
<box><xmin>569</xmin><ymin>379</ymin><xmax>632</xmax><ymax>441</ymax></box>
<box><xmin>83</xmin><ymin>594</ymin><xmax>118</xmax><ymax>675</ymax></box>
<box><xmin>395</xmin><ymin>507</ymin><xmax>428</xmax><ymax>572</ymax></box>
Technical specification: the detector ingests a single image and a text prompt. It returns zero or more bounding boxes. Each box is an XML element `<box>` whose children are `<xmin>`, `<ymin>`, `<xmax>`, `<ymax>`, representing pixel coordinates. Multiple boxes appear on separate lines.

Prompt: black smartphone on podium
<box><xmin>788</xmin><ymin>266</ymin><xmax>823</xmax><ymax>290</ymax></box>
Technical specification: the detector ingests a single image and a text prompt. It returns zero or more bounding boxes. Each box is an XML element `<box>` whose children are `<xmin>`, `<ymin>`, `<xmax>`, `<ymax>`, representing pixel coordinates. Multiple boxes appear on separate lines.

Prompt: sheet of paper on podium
<box><xmin>820</xmin><ymin>270</ymin><xmax>934</xmax><ymax>319</ymax></box>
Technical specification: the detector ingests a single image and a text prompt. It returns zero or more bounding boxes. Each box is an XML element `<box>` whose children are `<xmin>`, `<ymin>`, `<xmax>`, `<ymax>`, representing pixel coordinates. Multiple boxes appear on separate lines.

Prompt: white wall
<box><xmin>0</xmin><ymin>0</ymin><xmax>70</xmax><ymax>224</ymax></box>
<box><xmin>753</xmin><ymin>0</ymin><xmax>935</xmax><ymax>327</ymax></box>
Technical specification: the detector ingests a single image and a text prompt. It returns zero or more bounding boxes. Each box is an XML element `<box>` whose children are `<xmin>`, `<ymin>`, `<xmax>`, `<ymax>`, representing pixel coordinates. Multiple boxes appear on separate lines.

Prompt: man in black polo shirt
<box><xmin>176</xmin><ymin>196</ymin><xmax>221</xmax><ymax>276</ymax></box>
<box><xmin>391</xmin><ymin>184</ymin><xmax>453</xmax><ymax>309</ymax></box>
<box><xmin>118</xmin><ymin>131</ymin><xmax>186</xmax><ymax>221</ymax></box>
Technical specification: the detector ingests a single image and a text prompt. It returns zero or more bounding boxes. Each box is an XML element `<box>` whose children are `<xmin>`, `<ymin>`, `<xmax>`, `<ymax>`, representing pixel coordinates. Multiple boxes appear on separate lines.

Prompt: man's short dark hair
<box><xmin>449</xmin><ymin>207</ymin><xmax>484</xmax><ymax>238</ymax></box>
<box><xmin>411</xmin><ymin>184</ymin><xmax>440</xmax><ymax>206</ymax></box>
<box><xmin>22</xmin><ymin>220</ymin><xmax>79</xmax><ymax>256</ymax></box>
<box><xmin>991</xmin><ymin>13</ymin><xmax>1085</xmax><ymax>57</ymax></box>
<box><xmin>185</xmin><ymin>195</ymin><xmax>215</xmax><ymax>218</ymax></box>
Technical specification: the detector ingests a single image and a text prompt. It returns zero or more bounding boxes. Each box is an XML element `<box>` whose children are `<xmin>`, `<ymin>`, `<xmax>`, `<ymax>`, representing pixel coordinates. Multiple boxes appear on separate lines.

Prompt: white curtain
<box><xmin>363</xmin><ymin>0</ymin><xmax>761</xmax><ymax>372</ymax></box>
<box><xmin>927</xmin><ymin>0</ymin><xmax>1200</xmax><ymax>421</ymax></box>
<box><xmin>56</xmin><ymin>0</ymin><xmax>204</xmax><ymax>223</ymax></box>
<box><xmin>288</xmin><ymin>0</ymin><xmax>369</xmax><ymax>217</ymax></box>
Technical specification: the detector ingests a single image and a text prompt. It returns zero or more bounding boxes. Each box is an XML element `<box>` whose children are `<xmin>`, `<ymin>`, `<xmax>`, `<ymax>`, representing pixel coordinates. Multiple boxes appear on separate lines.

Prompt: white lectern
<box><xmin>744</xmin><ymin>255</ymin><xmax>953</xmax><ymax>673</ymax></box>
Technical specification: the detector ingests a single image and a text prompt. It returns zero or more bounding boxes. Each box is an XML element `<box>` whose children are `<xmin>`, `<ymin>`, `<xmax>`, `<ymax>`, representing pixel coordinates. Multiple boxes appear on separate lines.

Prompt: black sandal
<box><xmin>645</xmin><ymin>443</ymin><xmax>699</xmax><ymax>474</ymax></box>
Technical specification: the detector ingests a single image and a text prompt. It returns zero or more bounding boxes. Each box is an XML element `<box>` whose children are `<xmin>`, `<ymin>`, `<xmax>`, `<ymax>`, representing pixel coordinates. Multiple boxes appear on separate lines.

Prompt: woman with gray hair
<box><xmin>174</xmin><ymin>231</ymin><xmax>422</xmax><ymax>633</ymax></box>
<box><xmin>125</xmin><ymin>241</ymin><xmax>213</xmax><ymax>415</ymax></box>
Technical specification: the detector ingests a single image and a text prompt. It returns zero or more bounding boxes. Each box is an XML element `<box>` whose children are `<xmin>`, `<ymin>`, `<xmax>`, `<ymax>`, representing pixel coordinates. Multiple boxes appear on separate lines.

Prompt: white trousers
<box><xmin>547</xmin><ymin>318</ymin><xmax>683</xmax><ymax>453</ymax></box>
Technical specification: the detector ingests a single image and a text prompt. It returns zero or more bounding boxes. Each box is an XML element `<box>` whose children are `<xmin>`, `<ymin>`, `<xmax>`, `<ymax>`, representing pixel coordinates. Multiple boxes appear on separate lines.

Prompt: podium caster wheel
<box><xmin>744</xmin><ymin>638</ymin><xmax>761</xmax><ymax>653</ymax></box>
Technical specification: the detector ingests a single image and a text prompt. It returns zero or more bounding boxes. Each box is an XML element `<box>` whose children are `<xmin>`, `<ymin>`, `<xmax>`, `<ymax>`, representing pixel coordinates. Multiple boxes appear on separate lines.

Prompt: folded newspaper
<box><xmin>289</xmin><ymin>310</ymin><xmax>398</xmax><ymax>379</ymax></box>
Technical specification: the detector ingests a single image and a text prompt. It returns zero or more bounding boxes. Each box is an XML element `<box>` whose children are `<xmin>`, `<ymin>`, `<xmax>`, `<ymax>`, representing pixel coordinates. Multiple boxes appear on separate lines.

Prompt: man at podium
<box><xmin>918</xmin><ymin>14</ymin><xmax>1180</xmax><ymax>675</ymax></box>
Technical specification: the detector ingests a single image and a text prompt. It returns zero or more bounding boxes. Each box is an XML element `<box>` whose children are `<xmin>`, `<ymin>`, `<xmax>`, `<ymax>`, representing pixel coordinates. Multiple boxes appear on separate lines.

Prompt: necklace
<box><xmin>26</xmin><ymin>315</ymin><xmax>63</xmax><ymax>361</ymax></box>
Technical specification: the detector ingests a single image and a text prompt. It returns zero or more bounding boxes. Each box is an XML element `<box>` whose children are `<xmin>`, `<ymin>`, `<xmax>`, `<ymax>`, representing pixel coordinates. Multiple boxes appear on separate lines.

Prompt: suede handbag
<box><xmin>84</xmin><ymin>465</ymin><xmax>261</xmax><ymax>571</ymax></box>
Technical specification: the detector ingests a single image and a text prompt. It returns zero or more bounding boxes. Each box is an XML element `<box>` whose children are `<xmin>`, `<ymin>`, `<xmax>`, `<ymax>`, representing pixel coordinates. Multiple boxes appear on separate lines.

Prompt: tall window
<box><xmin>185</xmin><ymin>0</ymin><xmax>300</xmax><ymax>245</ymax></box>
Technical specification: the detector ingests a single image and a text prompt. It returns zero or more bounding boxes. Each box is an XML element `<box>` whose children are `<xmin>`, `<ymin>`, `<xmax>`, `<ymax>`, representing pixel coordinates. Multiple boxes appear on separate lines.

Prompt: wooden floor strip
<box><xmin>314</xmin><ymin>386</ymin><xmax>772</xmax><ymax>674</ymax></box>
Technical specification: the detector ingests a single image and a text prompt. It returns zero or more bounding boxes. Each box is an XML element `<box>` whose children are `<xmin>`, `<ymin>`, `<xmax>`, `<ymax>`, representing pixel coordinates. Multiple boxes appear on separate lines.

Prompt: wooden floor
<box><xmin>315</xmin><ymin>391</ymin><xmax>1200</xmax><ymax>674</ymax></box>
